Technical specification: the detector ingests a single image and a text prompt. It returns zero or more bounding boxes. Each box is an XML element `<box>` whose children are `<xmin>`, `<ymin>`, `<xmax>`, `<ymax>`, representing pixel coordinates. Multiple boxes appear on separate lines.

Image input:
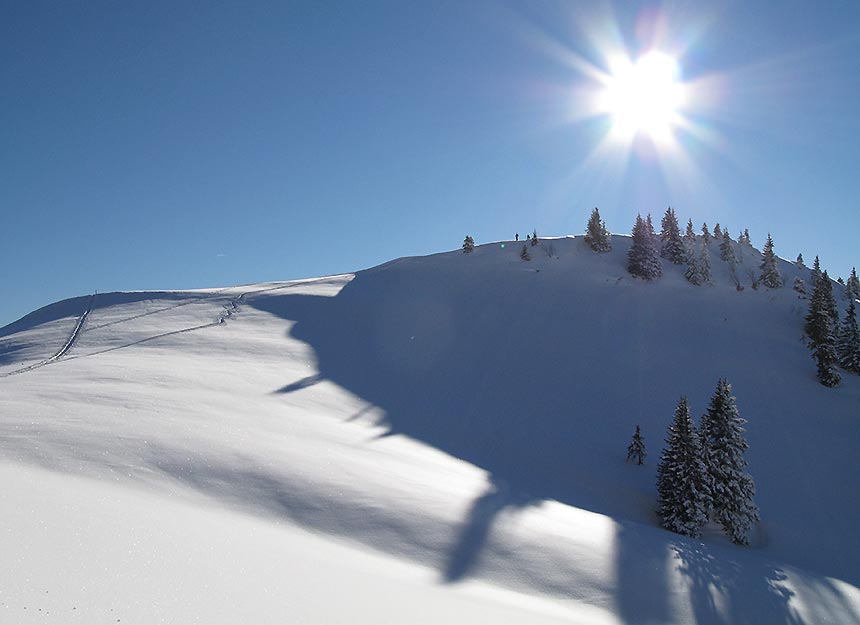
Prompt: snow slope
<box><xmin>1</xmin><ymin>235</ymin><xmax>858</xmax><ymax>624</ymax></box>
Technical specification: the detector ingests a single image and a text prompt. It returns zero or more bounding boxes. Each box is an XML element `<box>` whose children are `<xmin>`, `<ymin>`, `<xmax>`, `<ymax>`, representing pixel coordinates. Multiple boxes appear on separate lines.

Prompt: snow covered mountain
<box><xmin>2</xmin><ymin>234</ymin><xmax>858</xmax><ymax>624</ymax></box>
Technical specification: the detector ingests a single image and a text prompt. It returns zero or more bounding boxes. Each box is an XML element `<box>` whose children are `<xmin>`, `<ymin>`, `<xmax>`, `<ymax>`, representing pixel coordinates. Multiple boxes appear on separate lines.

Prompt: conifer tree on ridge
<box><xmin>584</xmin><ymin>207</ymin><xmax>612</xmax><ymax>252</ymax></box>
<box><xmin>811</xmin><ymin>256</ymin><xmax>822</xmax><ymax>289</ymax></box>
<box><xmin>462</xmin><ymin>235</ymin><xmax>475</xmax><ymax>253</ymax></box>
<box><xmin>759</xmin><ymin>233</ymin><xmax>783</xmax><ymax>288</ymax></box>
<box><xmin>660</xmin><ymin>207</ymin><xmax>685</xmax><ymax>264</ymax></box>
<box><xmin>847</xmin><ymin>267</ymin><xmax>860</xmax><ymax>302</ymax></box>
<box><xmin>627</xmin><ymin>214</ymin><xmax>662</xmax><ymax>280</ymax></box>
<box><xmin>805</xmin><ymin>270</ymin><xmax>841</xmax><ymax>387</ymax></box>
<box><xmin>698</xmin><ymin>237</ymin><xmax>712</xmax><ymax>284</ymax></box>
<box><xmin>682</xmin><ymin>220</ymin><xmax>700</xmax><ymax>284</ymax></box>
<box><xmin>719</xmin><ymin>228</ymin><xmax>736</xmax><ymax>264</ymax></box>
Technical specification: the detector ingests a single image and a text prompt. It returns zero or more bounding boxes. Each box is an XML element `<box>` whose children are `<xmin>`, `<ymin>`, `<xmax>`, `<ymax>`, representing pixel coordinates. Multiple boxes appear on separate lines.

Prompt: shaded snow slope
<box><xmin>1</xmin><ymin>235</ymin><xmax>858</xmax><ymax>624</ymax></box>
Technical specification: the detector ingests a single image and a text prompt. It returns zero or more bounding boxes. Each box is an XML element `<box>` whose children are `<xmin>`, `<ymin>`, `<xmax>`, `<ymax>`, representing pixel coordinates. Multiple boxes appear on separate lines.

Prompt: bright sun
<box><xmin>600</xmin><ymin>51</ymin><xmax>686</xmax><ymax>142</ymax></box>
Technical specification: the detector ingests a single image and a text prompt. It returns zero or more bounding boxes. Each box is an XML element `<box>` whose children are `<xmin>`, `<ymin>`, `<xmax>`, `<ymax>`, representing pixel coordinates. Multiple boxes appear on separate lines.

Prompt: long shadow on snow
<box><xmin>246</xmin><ymin>265</ymin><xmax>858</xmax><ymax>621</ymax></box>
<box><xmin>247</xmin><ymin>267</ymin><xmax>675</xmax><ymax>603</ymax></box>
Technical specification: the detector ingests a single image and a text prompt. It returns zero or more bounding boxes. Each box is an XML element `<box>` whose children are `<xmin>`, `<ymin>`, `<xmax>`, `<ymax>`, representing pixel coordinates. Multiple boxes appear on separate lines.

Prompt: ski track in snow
<box><xmin>82</xmin><ymin>287</ymin><xmax>236</xmax><ymax>332</ymax></box>
<box><xmin>4</xmin><ymin>280</ymin><xmax>336</xmax><ymax>372</ymax></box>
<box><xmin>0</xmin><ymin>293</ymin><xmax>96</xmax><ymax>377</ymax></box>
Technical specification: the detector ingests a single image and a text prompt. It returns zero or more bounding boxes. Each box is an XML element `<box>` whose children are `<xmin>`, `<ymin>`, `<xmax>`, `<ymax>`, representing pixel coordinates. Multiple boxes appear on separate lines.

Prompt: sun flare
<box><xmin>600</xmin><ymin>51</ymin><xmax>686</xmax><ymax>142</ymax></box>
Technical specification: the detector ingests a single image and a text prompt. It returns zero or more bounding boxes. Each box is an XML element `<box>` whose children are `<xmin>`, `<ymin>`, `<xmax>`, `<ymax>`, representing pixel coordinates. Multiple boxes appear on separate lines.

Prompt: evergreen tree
<box><xmin>719</xmin><ymin>228</ymin><xmax>736</xmax><ymax>264</ymax></box>
<box><xmin>847</xmin><ymin>267</ymin><xmax>860</xmax><ymax>301</ymax></box>
<box><xmin>796</xmin><ymin>253</ymin><xmax>805</xmax><ymax>268</ymax></box>
<box><xmin>657</xmin><ymin>398</ymin><xmax>710</xmax><ymax>537</ymax></box>
<box><xmin>813</xmin><ymin>335</ymin><xmax>842</xmax><ymax>387</ymax></box>
<box><xmin>685</xmin><ymin>219</ymin><xmax>696</xmax><ymax>241</ymax></box>
<box><xmin>743</xmin><ymin>229</ymin><xmax>751</xmax><ymax>246</ymax></box>
<box><xmin>698</xmin><ymin>236</ymin><xmax>712</xmax><ymax>284</ymax></box>
<box><xmin>822</xmin><ymin>273</ymin><xmax>839</xmax><ymax>324</ymax></box>
<box><xmin>531</xmin><ymin>229</ymin><xmax>539</xmax><ymax>246</ymax></box>
<box><xmin>837</xmin><ymin>298</ymin><xmax>860</xmax><ymax>373</ymax></box>
<box><xmin>701</xmin><ymin>223</ymin><xmax>711</xmax><ymax>245</ymax></box>
<box><xmin>683</xmin><ymin>220</ymin><xmax>701</xmax><ymax>284</ymax></box>
<box><xmin>806</xmin><ymin>271</ymin><xmax>841</xmax><ymax>387</ymax></box>
<box><xmin>627</xmin><ymin>425</ymin><xmax>647</xmax><ymax>465</ymax></box>
<box><xmin>627</xmin><ymin>214</ymin><xmax>663</xmax><ymax>280</ymax></box>
<box><xmin>462</xmin><ymin>235</ymin><xmax>475</xmax><ymax>253</ymax></box>
<box><xmin>714</xmin><ymin>223</ymin><xmax>722</xmax><ymax>239</ymax></box>
<box><xmin>793</xmin><ymin>277</ymin><xmax>807</xmax><ymax>297</ymax></box>
<box><xmin>520</xmin><ymin>244</ymin><xmax>531</xmax><ymax>261</ymax></box>
<box><xmin>759</xmin><ymin>234</ymin><xmax>783</xmax><ymax>288</ymax></box>
<box><xmin>584</xmin><ymin>207</ymin><xmax>612</xmax><ymax>252</ymax></box>
<box><xmin>806</xmin><ymin>270</ymin><xmax>837</xmax><ymax>341</ymax></box>
<box><xmin>700</xmin><ymin>379</ymin><xmax>759</xmax><ymax>545</ymax></box>
<box><xmin>660</xmin><ymin>207</ymin><xmax>685</xmax><ymax>264</ymax></box>
<box><xmin>811</xmin><ymin>255</ymin><xmax>822</xmax><ymax>288</ymax></box>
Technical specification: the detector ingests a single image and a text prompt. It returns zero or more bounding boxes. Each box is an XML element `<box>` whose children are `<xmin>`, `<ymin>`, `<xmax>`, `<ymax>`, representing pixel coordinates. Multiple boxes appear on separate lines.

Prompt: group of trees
<box><xmin>633</xmin><ymin>379</ymin><xmax>759</xmax><ymax>545</ymax></box>
<box><xmin>618</xmin><ymin>206</ymin><xmax>780</xmax><ymax>289</ymax></box>
<box><xmin>625</xmin><ymin>380</ymin><xmax>758</xmax><ymax>545</ymax></box>
<box><xmin>465</xmin><ymin>208</ymin><xmax>860</xmax><ymax>386</ymax></box>
<box><xmin>804</xmin><ymin>260</ymin><xmax>860</xmax><ymax>385</ymax></box>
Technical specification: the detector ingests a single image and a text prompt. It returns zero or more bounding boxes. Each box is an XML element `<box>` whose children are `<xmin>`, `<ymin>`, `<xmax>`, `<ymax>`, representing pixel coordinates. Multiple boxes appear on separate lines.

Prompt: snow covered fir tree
<box><xmin>805</xmin><ymin>270</ymin><xmax>841</xmax><ymax>386</ymax></box>
<box><xmin>656</xmin><ymin>397</ymin><xmax>710</xmax><ymax>537</ymax></box>
<box><xmin>700</xmin><ymin>379</ymin><xmax>759</xmax><ymax>545</ymax></box>
<box><xmin>759</xmin><ymin>233</ymin><xmax>783</xmax><ymax>288</ymax></box>
<box><xmin>627</xmin><ymin>214</ymin><xmax>662</xmax><ymax>280</ymax></box>
<box><xmin>682</xmin><ymin>220</ymin><xmax>700</xmax><ymax>285</ymax></box>
<box><xmin>660</xmin><ymin>207</ymin><xmax>684</xmax><ymax>264</ymax></box>
<box><xmin>584</xmin><ymin>207</ymin><xmax>611</xmax><ymax>252</ymax></box>
<box><xmin>697</xmin><ymin>236</ymin><xmax>712</xmax><ymax>284</ymax></box>
<box><xmin>626</xmin><ymin>425</ymin><xmax>646</xmax><ymax>465</ymax></box>
<box><xmin>847</xmin><ymin>267</ymin><xmax>860</xmax><ymax>301</ymax></box>
<box><xmin>837</xmin><ymin>297</ymin><xmax>860</xmax><ymax>373</ymax></box>
<box><xmin>719</xmin><ymin>228</ymin><xmax>736</xmax><ymax>264</ymax></box>
<box><xmin>462</xmin><ymin>235</ymin><xmax>475</xmax><ymax>253</ymax></box>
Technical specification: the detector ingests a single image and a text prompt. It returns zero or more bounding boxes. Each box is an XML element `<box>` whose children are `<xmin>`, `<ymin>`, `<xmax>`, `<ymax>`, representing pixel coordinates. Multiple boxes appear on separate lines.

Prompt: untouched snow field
<box><xmin>1</xmin><ymin>235</ymin><xmax>859</xmax><ymax>624</ymax></box>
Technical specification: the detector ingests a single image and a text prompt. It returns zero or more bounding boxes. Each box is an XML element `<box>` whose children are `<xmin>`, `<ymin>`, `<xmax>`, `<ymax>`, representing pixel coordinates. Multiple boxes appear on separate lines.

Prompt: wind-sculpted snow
<box><xmin>1</xmin><ymin>238</ymin><xmax>858</xmax><ymax>624</ymax></box>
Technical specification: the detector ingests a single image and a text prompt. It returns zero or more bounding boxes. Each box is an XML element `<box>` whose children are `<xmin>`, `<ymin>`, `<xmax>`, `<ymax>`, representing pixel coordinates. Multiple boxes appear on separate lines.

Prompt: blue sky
<box><xmin>2</xmin><ymin>1</ymin><xmax>859</xmax><ymax>326</ymax></box>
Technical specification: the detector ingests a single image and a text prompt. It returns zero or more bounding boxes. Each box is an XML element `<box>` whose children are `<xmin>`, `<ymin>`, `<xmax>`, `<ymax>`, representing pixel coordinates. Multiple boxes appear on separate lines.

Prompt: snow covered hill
<box><xmin>2</xmin><ymin>235</ymin><xmax>859</xmax><ymax>624</ymax></box>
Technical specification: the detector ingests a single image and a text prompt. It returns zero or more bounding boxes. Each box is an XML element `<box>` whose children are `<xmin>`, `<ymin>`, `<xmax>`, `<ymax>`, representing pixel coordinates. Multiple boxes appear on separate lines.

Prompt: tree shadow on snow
<box><xmin>442</xmin><ymin>477</ymin><xmax>535</xmax><ymax>583</ymax></box>
<box><xmin>670</xmin><ymin>540</ymin><xmax>806</xmax><ymax>625</ymax></box>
